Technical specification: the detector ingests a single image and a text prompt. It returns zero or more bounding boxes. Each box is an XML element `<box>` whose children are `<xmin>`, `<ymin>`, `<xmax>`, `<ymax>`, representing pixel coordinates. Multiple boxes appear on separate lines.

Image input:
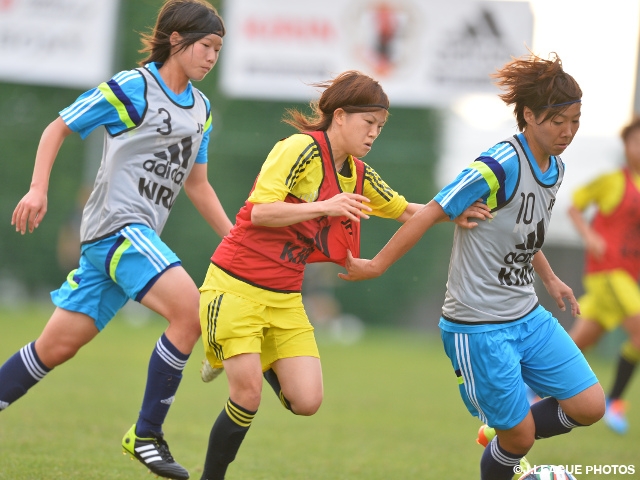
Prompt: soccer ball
<box><xmin>518</xmin><ymin>465</ymin><xmax>576</xmax><ymax>480</ymax></box>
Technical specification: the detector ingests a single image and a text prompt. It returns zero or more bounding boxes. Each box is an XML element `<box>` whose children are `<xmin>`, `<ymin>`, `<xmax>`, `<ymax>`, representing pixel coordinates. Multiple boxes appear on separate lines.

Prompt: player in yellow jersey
<box><xmin>568</xmin><ymin>117</ymin><xmax>640</xmax><ymax>434</ymax></box>
<box><xmin>197</xmin><ymin>70</ymin><xmax>490</xmax><ymax>480</ymax></box>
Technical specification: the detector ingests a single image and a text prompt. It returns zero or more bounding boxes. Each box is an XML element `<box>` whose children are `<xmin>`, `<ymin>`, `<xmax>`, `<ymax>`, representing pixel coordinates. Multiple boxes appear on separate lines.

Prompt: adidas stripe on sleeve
<box><xmin>435</xmin><ymin>142</ymin><xmax>520</xmax><ymax>219</ymax></box>
<box><xmin>60</xmin><ymin>69</ymin><xmax>147</xmax><ymax>139</ymax></box>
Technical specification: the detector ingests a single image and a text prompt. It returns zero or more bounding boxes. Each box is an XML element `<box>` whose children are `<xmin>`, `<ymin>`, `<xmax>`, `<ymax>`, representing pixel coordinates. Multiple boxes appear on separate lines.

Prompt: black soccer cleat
<box><xmin>122</xmin><ymin>424</ymin><xmax>189</xmax><ymax>479</ymax></box>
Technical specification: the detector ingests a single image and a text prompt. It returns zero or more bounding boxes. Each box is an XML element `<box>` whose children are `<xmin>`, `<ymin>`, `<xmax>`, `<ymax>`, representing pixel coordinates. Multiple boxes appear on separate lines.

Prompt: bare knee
<box><xmin>34</xmin><ymin>340</ymin><xmax>79</xmax><ymax>368</ymax></box>
<box><xmin>573</xmin><ymin>401</ymin><xmax>605</xmax><ymax>426</ymax></box>
<box><xmin>496</xmin><ymin>429</ymin><xmax>535</xmax><ymax>455</ymax></box>
<box><xmin>141</xmin><ymin>270</ymin><xmax>202</xmax><ymax>351</ymax></box>
<box><xmin>291</xmin><ymin>398</ymin><xmax>322</xmax><ymax>417</ymax></box>
<box><xmin>272</xmin><ymin>356</ymin><xmax>323</xmax><ymax>416</ymax></box>
<box><xmin>290</xmin><ymin>394</ymin><xmax>323</xmax><ymax>416</ymax></box>
<box><xmin>174</xmin><ymin>307</ymin><xmax>202</xmax><ymax>340</ymax></box>
<box><xmin>496</xmin><ymin>414</ymin><xmax>536</xmax><ymax>455</ymax></box>
<box><xmin>232</xmin><ymin>391</ymin><xmax>262</xmax><ymax>413</ymax></box>
<box><xmin>169</xmin><ymin>291</ymin><xmax>200</xmax><ymax>329</ymax></box>
<box><xmin>35</xmin><ymin>309</ymin><xmax>97</xmax><ymax>368</ymax></box>
<box><xmin>163</xmin><ymin>301</ymin><xmax>201</xmax><ymax>352</ymax></box>
<box><xmin>561</xmin><ymin>384</ymin><xmax>606</xmax><ymax>426</ymax></box>
<box><xmin>229</xmin><ymin>376</ymin><xmax>264</xmax><ymax>412</ymax></box>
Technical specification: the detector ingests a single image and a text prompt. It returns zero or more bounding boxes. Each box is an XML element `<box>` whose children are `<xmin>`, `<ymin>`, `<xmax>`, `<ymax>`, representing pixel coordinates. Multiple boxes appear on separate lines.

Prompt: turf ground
<box><xmin>0</xmin><ymin>305</ymin><xmax>638</xmax><ymax>479</ymax></box>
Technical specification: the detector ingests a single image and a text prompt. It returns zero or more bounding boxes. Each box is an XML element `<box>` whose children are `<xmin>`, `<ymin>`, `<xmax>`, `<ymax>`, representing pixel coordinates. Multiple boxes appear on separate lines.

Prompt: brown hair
<box><xmin>138</xmin><ymin>0</ymin><xmax>225</xmax><ymax>66</ymax></box>
<box><xmin>493</xmin><ymin>52</ymin><xmax>582</xmax><ymax>132</ymax></box>
<box><xmin>621</xmin><ymin>116</ymin><xmax>640</xmax><ymax>142</ymax></box>
<box><xmin>283</xmin><ymin>70</ymin><xmax>389</xmax><ymax>132</ymax></box>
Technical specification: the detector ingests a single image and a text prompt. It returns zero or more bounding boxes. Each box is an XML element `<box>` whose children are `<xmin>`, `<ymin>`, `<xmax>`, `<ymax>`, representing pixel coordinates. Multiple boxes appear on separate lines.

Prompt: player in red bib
<box><xmin>568</xmin><ymin>116</ymin><xmax>640</xmax><ymax>434</ymax></box>
<box><xmin>197</xmin><ymin>70</ymin><xmax>489</xmax><ymax>479</ymax></box>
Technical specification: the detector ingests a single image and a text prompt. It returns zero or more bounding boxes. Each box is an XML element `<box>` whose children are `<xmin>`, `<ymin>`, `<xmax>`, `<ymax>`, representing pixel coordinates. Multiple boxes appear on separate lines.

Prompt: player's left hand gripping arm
<box><xmin>532</xmin><ymin>250</ymin><xmax>580</xmax><ymax>316</ymax></box>
<box><xmin>453</xmin><ymin>200</ymin><xmax>493</xmax><ymax>228</ymax></box>
<box><xmin>12</xmin><ymin>117</ymin><xmax>73</xmax><ymax>235</ymax></box>
<box><xmin>184</xmin><ymin>162</ymin><xmax>234</xmax><ymax>238</ymax></box>
<box><xmin>339</xmin><ymin>200</ymin><xmax>448</xmax><ymax>282</ymax></box>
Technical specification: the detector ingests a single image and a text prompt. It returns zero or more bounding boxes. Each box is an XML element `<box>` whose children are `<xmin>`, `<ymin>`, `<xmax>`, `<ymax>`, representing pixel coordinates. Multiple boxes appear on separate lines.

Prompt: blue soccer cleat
<box><xmin>604</xmin><ymin>398</ymin><xmax>629</xmax><ymax>435</ymax></box>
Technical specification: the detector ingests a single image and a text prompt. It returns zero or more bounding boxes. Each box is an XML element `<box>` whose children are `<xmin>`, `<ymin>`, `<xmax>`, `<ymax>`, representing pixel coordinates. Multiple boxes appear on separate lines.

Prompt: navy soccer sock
<box><xmin>480</xmin><ymin>436</ymin><xmax>524</xmax><ymax>480</ymax></box>
<box><xmin>135</xmin><ymin>334</ymin><xmax>189</xmax><ymax>437</ymax></box>
<box><xmin>201</xmin><ymin>398</ymin><xmax>256</xmax><ymax>480</ymax></box>
<box><xmin>263</xmin><ymin>368</ymin><xmax>292</xmax><ymax>411</ymax></box>
<box><xmin>531</xmin><ymin>396</ymin><xmax>584</xmax><ymax>439</ymax></box>
<box><xmin>609</xmin><ymin>341</ymin><xmax>639</xmax><ymax>399</ymax></box>
<box><xmin>0</xmin><ymin>342</ymin><xmax>50</xmax><ymax>411</ymax></box>
<box><xmin>609</xmin><ymin>355</ymin><xmax>635</xmax><ymax>399</ymax></box>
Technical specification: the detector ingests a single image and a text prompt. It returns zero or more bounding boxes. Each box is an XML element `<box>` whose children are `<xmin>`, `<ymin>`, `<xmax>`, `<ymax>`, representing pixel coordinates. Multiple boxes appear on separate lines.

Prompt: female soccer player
<box><xmin>340</xmin><ymin>53</ymin><xmax>606</xmax><ymax>480</ymax></box>
<box><xmin>0</xmin><ymin>1</ymin><xmax>232</xmax><ymax>479</ymax></box>
<box><xmin>567</xmin><ymin>116</ymin><xmax>640</xmax><ymax>434</ymax></box>
<box><xmin>197</xmin><ymin>70</ymin><xmax>489</xmax><ymax>480</ymax></box>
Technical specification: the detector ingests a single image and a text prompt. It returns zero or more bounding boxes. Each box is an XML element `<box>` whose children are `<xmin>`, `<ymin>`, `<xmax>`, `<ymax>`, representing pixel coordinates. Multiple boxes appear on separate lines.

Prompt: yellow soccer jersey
<box><xmin>572</xmin><ymin>169</ymin><xmax>640</xmax><ymax>215</ymax></box>
<box><xmin>248</xmin><ymin>134</ymin><xmax>408</xmax><ymax>219</ymax></box>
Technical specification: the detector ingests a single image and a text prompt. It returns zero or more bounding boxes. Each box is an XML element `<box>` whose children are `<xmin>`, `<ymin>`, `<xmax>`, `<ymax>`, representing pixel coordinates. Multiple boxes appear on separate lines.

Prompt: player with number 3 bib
<box><xmin>0</xmin><ymin>1</ymin><xmax>233</xmax><ymax>479</ymax></box>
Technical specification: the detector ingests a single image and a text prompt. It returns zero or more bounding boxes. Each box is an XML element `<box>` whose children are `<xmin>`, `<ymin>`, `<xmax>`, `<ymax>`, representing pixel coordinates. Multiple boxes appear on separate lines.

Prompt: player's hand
<box><xmin>543</xmin><ymin>275</ymin><xmax>580</xmax><ymax>317</ymax></box>
<box><xmin>453</xmin><ymin>200</ymin><xmax>492</xmax><ymax>229</ymax></box>
<box><xmin>323</xmin><ymin>193</ymin><xmax>371</xmax><ymax>222</ymax></box>
<box><xmin>584</xmin><ymin>230</ymin><xmax>606</xmax><ymax>260</ymax></box>
<box><xmin>12</xmin><ymin>189</ymin><xmax>48</xmax><ymax>234</ymax></box>
<box><xmin>338</xmin><ymin>250</ymin><xmax>382</xmax><ymax>282</ymax></box>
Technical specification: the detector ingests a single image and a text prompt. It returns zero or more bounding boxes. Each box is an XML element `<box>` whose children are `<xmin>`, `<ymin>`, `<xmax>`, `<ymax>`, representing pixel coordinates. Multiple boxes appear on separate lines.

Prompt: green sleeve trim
<box><xmin>98</xmin><ymin>82</ymin><xmax>136</xmax><ymax>129</ymax></box>
<box><xmin>470</xmin><ymin>162</ymin><xmax>499</xmax><ymax>210</ymax></box>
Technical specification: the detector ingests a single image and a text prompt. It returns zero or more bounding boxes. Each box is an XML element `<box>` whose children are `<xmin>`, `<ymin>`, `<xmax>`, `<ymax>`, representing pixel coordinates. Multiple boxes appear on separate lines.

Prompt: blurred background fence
<box><xmin>0</xmin><ymin>0</ymin><xmax>638</xmax><ymax>342</ymax></box>
<box><xmin>0</xmin><ymin>0</ymin><xmax>453</xmax><ymax>329</ymax></box>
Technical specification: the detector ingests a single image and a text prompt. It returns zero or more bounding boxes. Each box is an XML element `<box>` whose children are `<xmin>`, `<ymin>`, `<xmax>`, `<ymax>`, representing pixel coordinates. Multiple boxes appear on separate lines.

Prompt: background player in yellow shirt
<box><xmin>568</xmin><ymin>116</ymin><xmax>640</xmax><ymax>434</ymax></box>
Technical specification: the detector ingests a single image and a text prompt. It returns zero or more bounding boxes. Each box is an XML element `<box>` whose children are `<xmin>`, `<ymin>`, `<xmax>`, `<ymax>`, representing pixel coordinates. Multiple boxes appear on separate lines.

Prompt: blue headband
<box><xmin>543</xmin><ymin>99</ymin><xmax>581</xmax><ymax>109</ymax></box>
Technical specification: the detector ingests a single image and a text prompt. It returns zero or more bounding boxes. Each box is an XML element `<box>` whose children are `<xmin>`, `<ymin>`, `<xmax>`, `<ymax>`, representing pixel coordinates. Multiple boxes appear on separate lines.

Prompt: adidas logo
<box><xmin>431</xmin><ymin>7</ymin><xmax>526</xmax><ymax>86</ymax></box>
<box><xmin>135</xmin><ymin>443</ymin><xmax>163</xmax><ymax>464</ymax></box>
<box><xmin>499</xmin><ymin>220</ymin><xmax>545</xmax><ymax>286</ymax></box>
<box><xmin>514</xmin><ymin>219</ymin><xmax>545</xmax><ymax>251</ymax></box>
<box><xmin>160</xmin><ymin>396</ymin><xmax>175</xmax><ymax>406</ymax></box>
<box><xmin>138</xmin><ymin>136</ymin><xmax>195</xmax><ymax>210</ymax></box>
<box><xmin>142</xmin><ymin>136</ymin><xmax>193</xmax><ymax>185</ymax></box>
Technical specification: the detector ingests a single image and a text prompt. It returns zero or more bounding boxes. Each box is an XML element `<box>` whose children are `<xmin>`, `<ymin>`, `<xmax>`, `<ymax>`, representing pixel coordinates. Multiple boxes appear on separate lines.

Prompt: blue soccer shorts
<box><xmin>440</xmin><ymin>308</ymin><xmax>598</xmax><ymax>430</ymax></box>
<box><xmin>51</xmin><ymin>224</ymin><xmax>180</xmax><ymax>330</ymax></box>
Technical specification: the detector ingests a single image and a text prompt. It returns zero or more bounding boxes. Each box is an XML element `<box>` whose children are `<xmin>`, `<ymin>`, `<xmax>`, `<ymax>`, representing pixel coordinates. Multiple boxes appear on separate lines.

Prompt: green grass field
<box><xmin>0</xmin><ymin>305</ymin><xmax>638</xmax><ymax>479</ymax></box>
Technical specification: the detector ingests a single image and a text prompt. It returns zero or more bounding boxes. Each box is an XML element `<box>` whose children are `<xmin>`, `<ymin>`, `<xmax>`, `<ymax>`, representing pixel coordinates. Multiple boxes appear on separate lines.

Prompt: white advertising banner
<box><xmin>220</xmin><ymin>0</ymin><xmax>533</xmax><ymax>107</ymax></box>
<box><xmin>0</xmin><ymin>0</ymin><xmax>120</xmax><ymax>89</ymax></box>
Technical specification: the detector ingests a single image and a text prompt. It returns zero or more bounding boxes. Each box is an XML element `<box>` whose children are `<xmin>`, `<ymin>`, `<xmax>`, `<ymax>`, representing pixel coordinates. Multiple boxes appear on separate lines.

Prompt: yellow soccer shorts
<box><xmin>578</xmin><ymin>269</ymin><xmax>640</xmax><ymax>331</ymax></box>
<box><xmin>199</xmin><ymin>266</ymin><xmax>319</xmax><ymax>372</ymax></box>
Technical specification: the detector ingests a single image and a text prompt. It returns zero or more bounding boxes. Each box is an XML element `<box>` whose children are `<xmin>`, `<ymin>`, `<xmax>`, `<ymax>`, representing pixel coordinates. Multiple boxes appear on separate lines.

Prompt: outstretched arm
<box><xmin>339</xmin><ymin>200</ymin><xmax>449</xmax><ymax>281</ymax></box>
<box><xmin>532</xmin><ymin>250</ymin><xmax>580</xmax><ymax>316</ymax></box>
<box><xmin>12</xmin><ymin>117</ymin><xmax>73</xmax><ymax>234</ymax></box>
<box><xmin>251</xmin><ymin>192</ymin><xmax>372</xmax><ymax>227</ymax></box>
<box><xmin>184</xmin><ymin>162</ymin><xmax>234</xmax><ymax>238</ymax></box>
<box><xmin>395</xmin><ymin>202</ymin><xmax>423</xmax><ymax>223</ymax></box>
<box><xmin>397</xmin><ymin>200</ymin><xmax>492</xmax><ymax>228</ymax></box>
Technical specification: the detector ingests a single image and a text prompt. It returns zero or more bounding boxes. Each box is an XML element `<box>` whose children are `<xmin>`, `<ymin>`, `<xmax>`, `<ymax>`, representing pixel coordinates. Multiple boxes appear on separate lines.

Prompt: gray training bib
<box><xmin>80</xmin><ymin>67</ymin><xmax>208</xmax><ymax>243</ymax></box>
<box><xmin>442</xmin><ymin>136</ymin><xmax>564</xmax><ymax>323</ymax></box>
